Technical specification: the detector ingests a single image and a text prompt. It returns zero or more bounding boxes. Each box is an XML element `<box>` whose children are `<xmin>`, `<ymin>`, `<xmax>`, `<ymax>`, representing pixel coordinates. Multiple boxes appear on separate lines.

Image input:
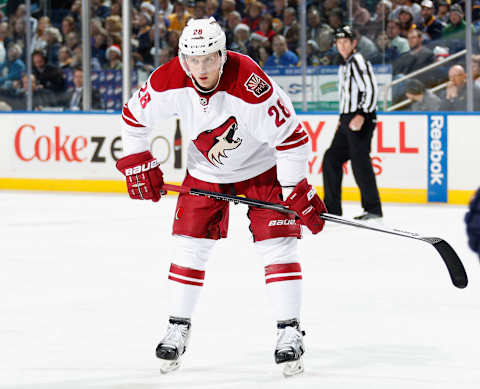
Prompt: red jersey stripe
<box><xmin>265</xmin><ymin>275</ymin><xmax>302</xmax><ymax>284</ymax></box>
<box><xmin>122</xmin><ymin>115</ymin><xmax>145</xmax><ymax>128</ymax></box>
<box><xmin>168</xmin><ymin>275</ymin><xmax>204</xmax><ymax>287</ymax></box>
<box><xmin>276</xmin><ymin>137</ymin><xmax>309</xmax><ymax>151</ymax></box>
<box><xmin>265</xmin><ymin>262</ymin><xmax>302</xmax><ymax>276</ymax></box>
<box><xmin>122</xmin><ymin>104</ymin><xmax>141</xmax><ymax>124</ymax></box>
<box><xmin>170</xmin><ymin>263</ymin><xmax>205</xmax><ymax>280</ymax></box>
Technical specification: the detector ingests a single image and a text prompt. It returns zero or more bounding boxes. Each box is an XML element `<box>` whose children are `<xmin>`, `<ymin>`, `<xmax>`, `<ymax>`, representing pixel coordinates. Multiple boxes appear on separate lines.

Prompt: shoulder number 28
<box><xmin>268</xmin><ymin>98</ymin><xmax>291</xmax><ymax>127</ymax></box>
<box><xmin>138</xmin><ymin>84</ymin><xmax>151</xmax><ymax>109</ymax></box>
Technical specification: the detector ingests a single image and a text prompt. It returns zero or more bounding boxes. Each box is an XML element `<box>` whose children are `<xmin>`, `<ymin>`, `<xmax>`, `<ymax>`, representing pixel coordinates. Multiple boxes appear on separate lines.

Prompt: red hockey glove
<box><xmin>284</xmin><ymin>179</ymin><xmax>326</xmax><ymax>234</ymax></box>
<box><xmin>116</xmin><ymin>150</ymin><xmax>164</xmax><ymax>202</ymax></box>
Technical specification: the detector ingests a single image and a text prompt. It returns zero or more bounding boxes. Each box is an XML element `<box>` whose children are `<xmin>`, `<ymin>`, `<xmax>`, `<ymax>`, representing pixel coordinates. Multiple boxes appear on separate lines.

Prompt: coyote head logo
<box><xmin>193</xmin><ymin>116</ymin><xmax>242</xmax><ymax>166</ymax></box>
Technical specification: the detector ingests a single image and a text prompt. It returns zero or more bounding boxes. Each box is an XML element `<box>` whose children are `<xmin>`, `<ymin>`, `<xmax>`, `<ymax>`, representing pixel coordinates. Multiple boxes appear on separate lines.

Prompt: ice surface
<box><xmin>0</xmin><ymin>191</ymin><xmax>479</xmax><ymax>389</ymax></box>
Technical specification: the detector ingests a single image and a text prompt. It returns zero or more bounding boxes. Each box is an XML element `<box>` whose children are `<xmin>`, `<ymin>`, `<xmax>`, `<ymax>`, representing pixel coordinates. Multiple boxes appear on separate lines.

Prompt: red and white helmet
<box><xmin>178</xmin><ymin>17</ymin><xmax>227</xmax><ymax>90</ymax></box>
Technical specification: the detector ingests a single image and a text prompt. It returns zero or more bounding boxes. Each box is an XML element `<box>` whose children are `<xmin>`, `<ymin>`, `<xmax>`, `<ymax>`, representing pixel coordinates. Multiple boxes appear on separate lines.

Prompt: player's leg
<box><xmin>157</xmin><ymin>174</ymin><xmax>229</xmax><ymax>373</ymax></box>
<box><xmin>240</xmin><ymin>168</ymin><xmax>304</xmax><ymax>376</ymax></box>
<box><xmin>346</xmin><ymin>116</ymin><xmax>383</xmax><ymax>219</ymax></box>
<box><xmin>322</xmin><ymin>119</ymin><xmax>350</xmax><ymax>215</ymax></box>
<box><xmin>254</xmin><ymin>237</ymin><xmax>305</xmax><ymax>377</ymax></box>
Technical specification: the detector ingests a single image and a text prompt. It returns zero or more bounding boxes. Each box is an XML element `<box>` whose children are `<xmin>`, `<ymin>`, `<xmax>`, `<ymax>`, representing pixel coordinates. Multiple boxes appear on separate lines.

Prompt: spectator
<box><xmin>61</xmin><ymin>66</ymin><xmax>103</xmax><ymax>111</ymax></box>
<box><xmin>391</xmin><ymin>0</ymin><xmax>422</xmax><ymax>25</ymax></box>
<box><xmin>257</xmin><ymin>14</ymin><xmax>277</xmax><ymax>42</ymax></box>
<box><xmin>61</xmin><ymin>15</ymin><xmax>77</xmax><ymax>37</ymax></box>
<box><xmin>140</xmin><ymin>1</ymin><xmax>156</xmax><ymax>20</ymax></box>
<box><xmin>105</xmin><ymin>44</ymin><xmax>122</xmax><ymax>70</ymax></box>
<box><xmin>472</xmin><ymin>54</ymin><xmax>480</xmax><ymax>87</ymax></box>
<box><xmin>355</xmin><ymin>25</ymin><xmax>378</xmax><ymax>60</ymax></box>
<box><xmin>387</xmin><ymin>19</ymin><xmax>410</xmax><ymax>54</ymax></box>
<box><xmin>264</xmin><ymin>34</ymin><xmax>298</xmax><ymax>66</ymax></box>
<box><xmin>158</xmin><ymin>0</ymin><xmax>174</xmax><ymax>16</ymax></box>
<box><xmin>270</xmin><ymin>0</ymin><xmax>286</xmax><ymax>21</ymax></box>
<box><xmin>205</xmin><ymin>0</ymin><xmax>219</xmax><ymax>19</ymax></box>
<box><xmin>57</xmin><ymin>45</ymin><xmax>73</xmax><ymax>70</ymax></box>
<box><xmin>307</xmin><ymin>7</ymin><xmax>334</xmax><ymax>47</ymax></box>
<box><xmin>440</xmin><ymin>64</ymin><xmax>480</xmax><ymax>110</ymax></box>
<box><xmin>225</xmin><ymin>10</ymin><xmax>242</xmax><ymax>48</ymax></box>
<box><xmin>352</xmin><ymin>0</ymin><xmax>371</xmax><ymax>26</ymax></box>
<box><xmin>283</xmin><ymin>7</ymin><xmax>300</xmax><ymax>52</ymax></box>
<box><xmin>168</xmin><ymin>0</ymin><xmax>191</xmax><ymax>33</ymax></box>
<box><xmin>437</xmin><ymin>1</ymin><xmax>451</xmax><ymax>25</ymax></box>
<box><xmin>327</xmin><ymin>8</ymin><xmax>344</xmax><ymax>31</ymax></box>
<box><xmin>110</xmin><ymin>0</ymin><xmax>122</xmax><ymax>17</ymax></box>
<box><xmin>393</xmin><ymin>29</ymin><xmax>434</xmax><ymax>77</ymax></box>
<box><xmin>0</xmin><ymin>21</ymin><xmax>7</xmax><ymax>65</ymax></box>
<box><xmin>419</xmin><ymin>0</ymin><xmax>444</xmax><ymax>42</ymax></box>
<box><xmin>167</xmin><ymin>29</ymin><xmax>181</xmax><ymax>53</ymax></box>
<box><xmin>369</xmin><ymin>31</ymin><xmax>399</xmax><ymax>64</ymax></box>
<box><xmin>397</xmin><ymin>6</ymin><xmax>417</xmax><ymax>38</ymax></box>
<box><xmin>65</xmin><ymin>31</ymin><xmax>80</xmax><ymax>52</ymax></box>
<box><xmin>230</xmin><ymin>23</ymin><xmax>250</xmax><ymax>55</ymax></box>
<box><xmin>316</xmin><ymin>29</ymin><xmax>337</xmax><ymax>65</ymax></box>
<box><xmin>92</xmin><ymin>30</ymin><xmax>108</xmax><ymax>66</ymax></box>
<box><xmin>134</xmin><ymin>12</ymin><xmax>153</xmax><ymax>65</ymax></box>
<box><xmin>0</xmin><ymin>73</ymin><xmax>58</xmax><ymax>110</ymax></box>
<box><xmin>105</xmin><ymin>15</ymin><xmax>123</xmax><ymax>35</ymax></box>
<box><xmin>365</xmin><ymin>0</ymin><xmax>392</xmax><ymax>39</ymax></box>
<box><xmin>92</xmin><ymin>0</ymin><xmax>110</xmax><ymax>19</ymax></box>
<box><xmin>31</xmin><ymin>16</ymin><xmax>51</xmax><ymax>54</ymax></box>
<box><xmin>32</xmin><ymin>49</ymin><xmax>66</xmax><ymax>92</ymax></box>
<box><xmin>248</xmin><ymin>31</ymin><xmax>268</xmax><ymax>64</ymax></box>
<box><xmin>242</xmin><ymin>1</ymin><xmax>263</xmax><ymax>32</ymax></box>
<box><xmin>217</xmin><ymin>0</ymin><xmax>235</xmax><ymax>26</ymax></box>
<box><xmin>0</xmin><ymin>44</ymin><xmax>25</xmax><ymax>88</ymax></box>
<box><xmin>405</xmin><ymin>78</ymin><xmax>441</xmax><ymax>110</ymax></box>
<box><xmin>192</xmin><ymin>0</ymin><xmax>207</xmax><ymax>18</ymax></box>
<box><xmin>44</xmin><ymin>27</ymin><xmax>63</xmax><ymax>65</ymax></box>
<box><xmin>442</xmin><ymin>3</ymin><xmax>473</xmax><ymax>54</ymax></box>
<box><xmin>305</xmin><ymin>39</ymin><xmax>321</xmax><ymax>66</ymax></box>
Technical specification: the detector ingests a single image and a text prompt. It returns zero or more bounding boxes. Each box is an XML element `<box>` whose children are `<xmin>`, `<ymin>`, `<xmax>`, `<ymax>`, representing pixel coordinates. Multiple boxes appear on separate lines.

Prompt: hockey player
<box><xmin>115</xmin><ymin>17</ymin><xmax>326</xmax><ymax>377</ymax></box>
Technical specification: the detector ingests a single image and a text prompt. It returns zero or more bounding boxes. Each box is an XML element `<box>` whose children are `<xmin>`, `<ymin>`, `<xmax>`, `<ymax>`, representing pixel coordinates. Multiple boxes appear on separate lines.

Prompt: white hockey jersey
<box><xmin>121</xmin><ymin>51</ymin><xmax>310</xmax><ymax>186</ymax></box>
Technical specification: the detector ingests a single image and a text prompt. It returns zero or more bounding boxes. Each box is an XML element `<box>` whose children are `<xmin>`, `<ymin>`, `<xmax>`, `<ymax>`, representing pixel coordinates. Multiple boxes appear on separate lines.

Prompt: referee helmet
<box><xmin>335</xmin><ymin>25</ymin><xmax>355</xmax><ymax>40</ymax></box>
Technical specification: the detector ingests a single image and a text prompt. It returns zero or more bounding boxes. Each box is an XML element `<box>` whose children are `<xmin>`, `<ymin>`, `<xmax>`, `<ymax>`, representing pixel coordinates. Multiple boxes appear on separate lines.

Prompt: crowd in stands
<box><xmin>0</xmin><ymin>0</ymin><xmax>478</xmax><ymax>110</ymax></box>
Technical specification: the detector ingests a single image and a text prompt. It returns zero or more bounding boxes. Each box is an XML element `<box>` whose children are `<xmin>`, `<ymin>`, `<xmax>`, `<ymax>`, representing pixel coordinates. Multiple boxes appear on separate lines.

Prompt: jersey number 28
<box><xmin>138</xmin><ymin>84</ymin><xmax>151</xmax><ymax>109</ymax></box>
<box><xmin>268</xmin><ymin>98</ymin><xmax>291</xmax><ymax>127</ymax></box>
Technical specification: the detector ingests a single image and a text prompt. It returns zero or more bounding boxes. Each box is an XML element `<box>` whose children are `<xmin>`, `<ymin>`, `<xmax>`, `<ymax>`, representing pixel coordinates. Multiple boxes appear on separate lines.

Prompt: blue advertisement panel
<box><xmin>427</xmin><ymin>114</ymin><xmax>448</xmax><ymax>202</ymax></box>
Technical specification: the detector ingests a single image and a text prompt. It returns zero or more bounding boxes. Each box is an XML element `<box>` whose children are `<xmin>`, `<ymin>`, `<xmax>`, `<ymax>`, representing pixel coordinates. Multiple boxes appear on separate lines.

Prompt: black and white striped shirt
<box><xmin>338</xmin><ymin>52</ymin><xmax>378</xmax><ymax>114</ymax></box>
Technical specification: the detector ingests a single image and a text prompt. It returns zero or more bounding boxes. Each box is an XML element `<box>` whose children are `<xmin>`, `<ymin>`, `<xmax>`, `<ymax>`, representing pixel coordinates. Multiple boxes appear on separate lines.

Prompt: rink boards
<box><xmin>0</xmin><ymin>111</ymin><xmax>477</xmax><ymax>204</ymax></box>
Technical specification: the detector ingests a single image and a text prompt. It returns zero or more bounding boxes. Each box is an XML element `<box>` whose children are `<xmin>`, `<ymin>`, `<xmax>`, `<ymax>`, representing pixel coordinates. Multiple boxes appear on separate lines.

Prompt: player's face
<box><xmin>336</xmin><ymin>38</ymin><xmax>356</xmax><ymax>59</ymax></box>
<box><xmin>185</xmin><ymin>52</ymin><xmax>222</xmax><ymax>90</ymax></box>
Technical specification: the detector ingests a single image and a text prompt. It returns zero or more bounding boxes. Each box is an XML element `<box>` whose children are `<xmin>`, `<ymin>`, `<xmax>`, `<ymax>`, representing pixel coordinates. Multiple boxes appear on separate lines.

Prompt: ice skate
<box><xmin>274</xmin><ymin>319</ymin><xmax>305</xmax><ymax>377</ymax></box>
<box><xmin>156</xmin><ymin>316</ymin><xmax>191</xmax><ymax>374</ymax></box>
<box><xmin>353</xmin><ymin>212</ymin><xmax>383</xmax><ymax>221</ymax></box>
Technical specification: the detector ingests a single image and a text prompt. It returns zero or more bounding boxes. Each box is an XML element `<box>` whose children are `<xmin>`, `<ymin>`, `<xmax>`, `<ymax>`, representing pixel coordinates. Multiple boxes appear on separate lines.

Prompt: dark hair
<box><xmin>406</xmin><ymin>79</ymin><xmax>424</xmax><ymax>95</ymax></box>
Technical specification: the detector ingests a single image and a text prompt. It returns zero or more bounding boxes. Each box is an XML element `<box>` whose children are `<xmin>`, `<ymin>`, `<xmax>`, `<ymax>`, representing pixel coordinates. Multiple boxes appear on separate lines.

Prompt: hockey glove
<box><xmin>284</xmin><ymin>178</ymin><xmax>326</xmax><ymax>234</ymax></box>
<box><xmin>465</xmin><ymin>188</ymin><xmax>480</xmax><ymax>258</ymax></box>
<box><xmin>116</xmin><ymin>150</ymin><xmax>164</xmax><ymax>202</ymax></box>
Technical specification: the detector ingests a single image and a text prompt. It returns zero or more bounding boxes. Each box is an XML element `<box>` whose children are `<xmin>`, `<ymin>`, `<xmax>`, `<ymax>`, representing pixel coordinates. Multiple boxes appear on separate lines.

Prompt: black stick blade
<box><xmin>423</xmin><ymin>238</ymin><xmax>468</xmax><ymax>289</ymax></box>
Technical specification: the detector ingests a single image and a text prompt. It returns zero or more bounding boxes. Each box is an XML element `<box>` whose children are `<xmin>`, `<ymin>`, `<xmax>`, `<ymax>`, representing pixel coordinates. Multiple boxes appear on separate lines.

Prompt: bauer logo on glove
<box><xmin>116</xmin><ymin>150</ymin><xmax>165</xmax><ymax>202</ymax></box>
<box><xmin>124</xmin><ymin>159</ymin><xmax>160</xmax><ymax>176</ymax></box>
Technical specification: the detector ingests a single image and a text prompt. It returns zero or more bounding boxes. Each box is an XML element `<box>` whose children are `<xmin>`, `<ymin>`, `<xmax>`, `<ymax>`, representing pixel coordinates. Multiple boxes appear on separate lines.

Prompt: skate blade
<box><xmin>282</xmin><ymin>358</ymin><xmax>304</xmax><ymax>377</ymax></box>
<box><xmin>160</xmin><ymin>359</ymin><xmax>181</xmax><ymax>374</ymax></box>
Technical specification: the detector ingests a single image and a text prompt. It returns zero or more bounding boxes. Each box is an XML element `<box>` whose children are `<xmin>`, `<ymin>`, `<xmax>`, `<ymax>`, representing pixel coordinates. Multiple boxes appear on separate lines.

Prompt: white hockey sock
<box><xmin>167</xmin><ymin>263</ymin><xmax>205</xmax><ymax>318</ymax></box>
<box><xmin>265</xmin><ymin>263</ymin><xmax>302</xmax><ymax>320</ymax></box>
<box><xmin>255</xmin><ymin>237</ymin><xmax>302</xmax><ymax>321</ymax></box>
<box><xmin>166</xmin><ymin>235</ymin><xmax>215</xmax><ymax>318</ymax></box>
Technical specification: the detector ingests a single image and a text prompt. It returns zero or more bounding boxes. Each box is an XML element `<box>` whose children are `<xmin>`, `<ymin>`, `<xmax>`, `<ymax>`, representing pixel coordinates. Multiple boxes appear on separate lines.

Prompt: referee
<box><xmin>322</xmin><ymin>25</ymin><xmax>382</xmax><ymax>220</ymax></box>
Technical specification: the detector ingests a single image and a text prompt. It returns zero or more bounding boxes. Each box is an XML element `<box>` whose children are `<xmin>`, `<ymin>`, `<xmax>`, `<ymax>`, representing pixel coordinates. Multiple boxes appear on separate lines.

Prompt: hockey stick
<box><xmin>162</xmin><ymin>183</ymin><xmax>468</xmax><ymax>289</ymax></box>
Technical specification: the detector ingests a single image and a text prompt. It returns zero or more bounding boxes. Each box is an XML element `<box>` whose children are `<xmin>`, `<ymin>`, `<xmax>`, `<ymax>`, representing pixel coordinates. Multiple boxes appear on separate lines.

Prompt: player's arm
<box><xmin>116</xmin><ymin>74</ymin><xmax>172</xmax><ymax>202</ymax></box>
<box><xmin>255</xmin><ymin>84</ymin><xmax>326</xmax><ymax>234</ymax></box>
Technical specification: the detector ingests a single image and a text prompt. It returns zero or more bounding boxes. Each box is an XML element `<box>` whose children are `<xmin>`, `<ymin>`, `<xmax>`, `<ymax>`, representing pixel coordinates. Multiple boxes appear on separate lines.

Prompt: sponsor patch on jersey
<box><xmin>244</xmin><ymin>73</ymin><xmax>270</xmax><ymax>97</ymax></box>
<box><xmin>193</xmin><ymin>116</ymin><xmax>242</xmax><ymax>166</ymax></box>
